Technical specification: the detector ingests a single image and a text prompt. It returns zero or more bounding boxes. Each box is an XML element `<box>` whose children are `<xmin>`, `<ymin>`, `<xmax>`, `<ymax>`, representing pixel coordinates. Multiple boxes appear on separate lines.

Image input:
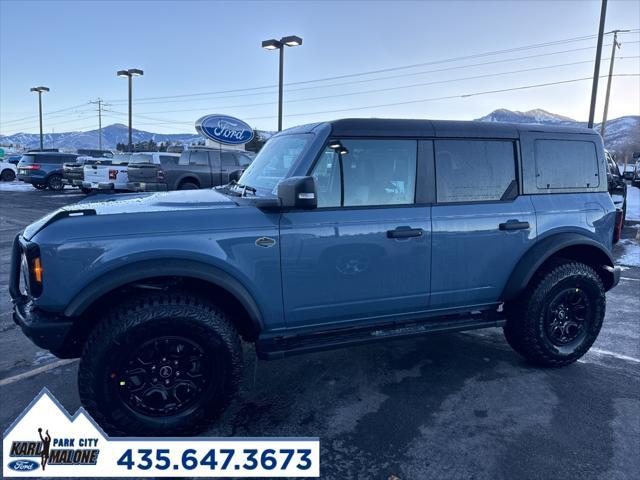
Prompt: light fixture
<box><xmin>261</xmin><ymin>39</ymin><xmax>281</xmax><ymax>50</ymax></box>
<box><xmin>282</xmin><ymin>35</ymin><xmax>303</xmax><ymax>47</ymax></box>
<box><xmin>328</xmin><ymin>140</ymin><xmax>342</xmax><ymax>149</ymax></box>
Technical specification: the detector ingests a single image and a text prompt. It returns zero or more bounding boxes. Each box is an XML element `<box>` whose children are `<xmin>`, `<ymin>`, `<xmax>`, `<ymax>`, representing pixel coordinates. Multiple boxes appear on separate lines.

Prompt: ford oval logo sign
<box><xmin>8</xmin><ymin>459</ymin><xmax>39</xmax><ymax>472</ymax></box>
<box><xmin>195</xmin><ymin>115</ymin><xmax>254</xmax><ymax>145</ymax></box>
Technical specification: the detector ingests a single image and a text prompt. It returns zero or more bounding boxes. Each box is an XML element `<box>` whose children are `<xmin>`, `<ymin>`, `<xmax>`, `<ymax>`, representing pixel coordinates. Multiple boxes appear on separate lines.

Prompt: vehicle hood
<box><xmin>23</xmin><ymin>189</ymin><xmax>237</xmax><ymax>240</ymax></box>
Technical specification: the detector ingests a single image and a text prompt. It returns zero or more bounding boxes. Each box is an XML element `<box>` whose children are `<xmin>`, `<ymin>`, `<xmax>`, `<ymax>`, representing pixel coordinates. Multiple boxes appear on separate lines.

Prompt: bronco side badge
<box><xmin>255</xmin><ymin>237</ymin><xmax>276</xmax><ymax>248</ymax></box>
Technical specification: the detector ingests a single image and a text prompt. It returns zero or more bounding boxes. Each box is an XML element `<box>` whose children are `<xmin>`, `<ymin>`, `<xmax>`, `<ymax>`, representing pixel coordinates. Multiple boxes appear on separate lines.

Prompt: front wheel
<box><xmin>504</xmin><ymin>261</ymin><xmax>605</xmax><ymax>367</ymax></box>
<box><xmin>78</xmin><ymin>293</ymin><xmax>243</xmax><ymax>436</ymax></box>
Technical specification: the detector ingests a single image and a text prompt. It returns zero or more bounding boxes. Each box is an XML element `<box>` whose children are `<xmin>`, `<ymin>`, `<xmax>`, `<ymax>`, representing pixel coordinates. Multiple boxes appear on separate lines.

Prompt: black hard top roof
<box><xmin>298</xmin><ymin>118</ymin><xmax>597</xmax><ymax>138</ymax></box>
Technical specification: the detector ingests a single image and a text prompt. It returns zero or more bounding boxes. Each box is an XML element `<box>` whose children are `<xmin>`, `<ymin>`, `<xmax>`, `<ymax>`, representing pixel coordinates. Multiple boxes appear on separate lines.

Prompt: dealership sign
<box><xmin>195</xmin><ymin>115</ymin><xmax>254</xmax><ymax>145</ymax></box>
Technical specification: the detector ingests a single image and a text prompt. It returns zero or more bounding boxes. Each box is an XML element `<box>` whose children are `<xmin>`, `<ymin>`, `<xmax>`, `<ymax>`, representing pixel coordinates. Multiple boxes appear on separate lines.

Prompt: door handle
<box><xmin>387</xmin><ymin>226</ymin><xmax>423</xmax><ymax>239</ymax></box>
<box><xmin>499</xmin><ymin>220</ymin><xmax>530</xmax><ymax>231</ymax></box>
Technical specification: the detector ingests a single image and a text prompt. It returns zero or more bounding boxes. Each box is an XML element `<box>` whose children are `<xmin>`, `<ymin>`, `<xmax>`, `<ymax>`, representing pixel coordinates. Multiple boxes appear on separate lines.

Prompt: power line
<box><xmin>106</xmin><ymin>31</ymin><xmax>639</xmax><ymax>104</ymax></box>
<box><xmin>120</xmin><ymin>55</ymin><xmax>640</xmax><ymax>116</ymax></box>
<box><xmin>239</xmin><ymin>73</ymin><xmax>640</xmax><ymax>121</ymax></box>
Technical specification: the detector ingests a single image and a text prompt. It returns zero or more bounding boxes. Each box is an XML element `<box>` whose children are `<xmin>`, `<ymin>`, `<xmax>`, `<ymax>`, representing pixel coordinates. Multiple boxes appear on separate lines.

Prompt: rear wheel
<box><xmin>78</xmin><ymin>293</ymin><xmax>243</xmax><ymax>436</ymax></box>
<box><xmin>46</xmin><ymin>174</ymin><xmax>64</xmax><ymax>191</ymax></box>
<box><xmin>504</xmin><ymin>261</ymin><xmax>605</xmax><ymax>367</ymax></box>
<box><xmin>178</xmin><ymin>181</ymin><xmax>199</xmax><ymax>190</ymax></box>
<box><xmin>1</xmin><ymin>169</ymin><xmax>15</xmax><ymax>181</ymax></box>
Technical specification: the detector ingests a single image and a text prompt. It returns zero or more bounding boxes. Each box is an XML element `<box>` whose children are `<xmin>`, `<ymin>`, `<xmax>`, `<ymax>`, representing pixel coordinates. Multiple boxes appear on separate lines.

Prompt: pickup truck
<box><xmin>127</xmin><ymin>148</ymin><xmax>254</xmax><ymax>191</ymax></box>
<box><xmin>82</xmin><ymin>154</ymin><xmax>131</xmax><ymax>191</ymax></box>
<box><xmin>63</xmin><ymin>151</ymin><xmax>114</xmax><ymax>191</ymax></box>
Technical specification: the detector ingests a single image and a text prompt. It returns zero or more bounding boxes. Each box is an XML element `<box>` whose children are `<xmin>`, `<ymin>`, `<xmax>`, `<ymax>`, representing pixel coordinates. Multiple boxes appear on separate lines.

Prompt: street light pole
<box><xmin>117</xmin><ymin>68</ymin><xmax>144</xmax><ymax>151</ymax></box>
<box><xmin>600</xmin><ymin>29</ymin><xmax>630</xmax><ymax>139</ymax></box>
<box><xmin>262</xmin><ymin>35</ymin><xmax>303</xmax><ymax>131</ymax></box>
<box><xmin>30</xmin><ymin>86</ymin><xmax>50</xmax><ymax>151</ymax></box>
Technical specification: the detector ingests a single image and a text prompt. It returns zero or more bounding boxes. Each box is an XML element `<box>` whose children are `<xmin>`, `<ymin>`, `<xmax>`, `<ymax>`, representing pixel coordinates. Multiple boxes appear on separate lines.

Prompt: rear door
<box><xmin>429</xmin><ymin>138</ymin><xmax>536</xmax><ymax>309</ymax></box>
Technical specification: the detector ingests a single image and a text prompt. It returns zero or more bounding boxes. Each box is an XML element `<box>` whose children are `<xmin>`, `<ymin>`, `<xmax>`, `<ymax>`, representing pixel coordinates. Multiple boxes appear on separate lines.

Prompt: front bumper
<box><xmin>13</xmin><ymin>299</ymin><xmax>73</xmax><ymax>352</ymax></box>
<box><xmin>603</xmin><ymin>265</ymin><xmax>622</xmax><ymax>290</ymax></box>
<box><xmin>9</xmin><ymin>235</ymin><xmax>72</xmax><ymax>353</ymax></box>
<box><xmin>126</xmin><ymin>181</ymin><xmax>167</xmax><ymax>192</ymax></box>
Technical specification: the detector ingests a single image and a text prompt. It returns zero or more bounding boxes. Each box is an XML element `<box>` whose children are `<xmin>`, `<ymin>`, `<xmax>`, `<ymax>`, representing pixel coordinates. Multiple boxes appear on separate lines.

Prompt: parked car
<box><xmin>16</xmin><ymin>152</ymin><xmax>78</xmax><ymax>190</ymax></box>
<box><xmin>63</xmin><ymin>151</ymin><xmax>115</xmax><ymax>192</ymax></box>
<box><xmin>124</xmin><ymin>152</ymin><xmax>180</xmax><ymax>191</ymax></box>
<box><xmin>82</xmin><ymin>154</ymin><xmax>131</xmax><ymax>191</ymax></box>
<box><xmin>127</xmin><ymin>148</ymin><xmax>254</xmax><ymax>192</ymax></box>
<box><xmin>10</xmin><ymin>118</ymin><xmax>621</xmax><ymax>436</ymax></box>
<box><xmin>631</xmin><ymin>158</ymin><xmax>640</xmax><ymax>188</ymax></box>
<box><xmin>0</xmin><ymin>158</ymin><xmax>18</xmax><ymax>181</ymax></box>
<box><xmin>605</xmin><ymin>150</ymin><xmax>627</xmax><ymax>223</ymax></box>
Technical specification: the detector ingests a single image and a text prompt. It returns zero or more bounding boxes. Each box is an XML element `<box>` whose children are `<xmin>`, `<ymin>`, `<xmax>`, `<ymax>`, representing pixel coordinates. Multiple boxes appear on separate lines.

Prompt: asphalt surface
<box><xmin>1</xmin><ymin>182</ymin><xmax>639</xmax><ymax>480</ymax></box>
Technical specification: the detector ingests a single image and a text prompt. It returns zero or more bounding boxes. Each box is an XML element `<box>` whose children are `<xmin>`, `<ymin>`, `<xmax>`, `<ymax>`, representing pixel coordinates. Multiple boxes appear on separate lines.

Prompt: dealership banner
<box><xmin>3</xmin><ymin>389</ymin><xmax>319</xmax><ymax>477</ymax></box>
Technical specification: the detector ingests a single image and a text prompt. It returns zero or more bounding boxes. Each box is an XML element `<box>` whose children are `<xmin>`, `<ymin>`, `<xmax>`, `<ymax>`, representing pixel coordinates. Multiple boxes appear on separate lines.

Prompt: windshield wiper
<box><xmin>217</xmin><ymin>180</ymin><xmax>256</xmax><ymax>197</ymax></box>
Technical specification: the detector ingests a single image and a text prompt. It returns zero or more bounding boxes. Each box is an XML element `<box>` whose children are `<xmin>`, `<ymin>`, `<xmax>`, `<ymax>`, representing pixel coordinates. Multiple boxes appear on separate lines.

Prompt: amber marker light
<box><xmin>33</xmin><ymin>257</ymin><xmax>43</xmax><ymax>283</ymax></box>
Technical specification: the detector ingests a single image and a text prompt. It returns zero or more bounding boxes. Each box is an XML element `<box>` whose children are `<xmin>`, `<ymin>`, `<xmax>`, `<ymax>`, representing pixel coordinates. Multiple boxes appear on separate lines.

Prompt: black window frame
<box><xmin>307</xmin><ymin>137</ymin><xmax>421</xmax><ymax>210</ymax></box>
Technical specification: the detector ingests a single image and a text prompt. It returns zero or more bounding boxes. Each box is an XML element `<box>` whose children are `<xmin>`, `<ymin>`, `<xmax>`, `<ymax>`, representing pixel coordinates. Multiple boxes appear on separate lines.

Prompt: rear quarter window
<box><xmin>534</xmin><ymin>139</ymin><xmax>599</xmax><ymax>189</ymax></box>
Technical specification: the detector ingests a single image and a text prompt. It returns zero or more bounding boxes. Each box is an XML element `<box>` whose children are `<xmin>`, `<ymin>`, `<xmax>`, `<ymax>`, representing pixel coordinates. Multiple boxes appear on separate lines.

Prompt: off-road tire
<box><xmin>46</xmin><ymin>174</ymin><xmax>64</xmax><ymax>191</ymax></box>
<box><xmin>178</xmin><ymin>181</ymin><xmax>199</xmax><ymax>190</ymax></box>
<box><xmin>78</xmin><ymin>292</ymin><xmax>243</xmax><ymax>436</ymax></box>
<box><xmin>1</xmin><ymin>168</ymin><xmax>15</xmax><ymax>181</ymax></box>
<box><xmin>504</xmin><ymin>261</ymin><xmax>605</xmax><ymax>367</ymax></box>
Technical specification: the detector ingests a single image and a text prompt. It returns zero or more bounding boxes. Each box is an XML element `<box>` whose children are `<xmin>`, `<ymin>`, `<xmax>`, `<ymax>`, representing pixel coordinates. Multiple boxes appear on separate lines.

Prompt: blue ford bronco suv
<box><xmin>10</xmin><ymin>119</ymin><xmax>621</xmax><ymax>435</ymax></box>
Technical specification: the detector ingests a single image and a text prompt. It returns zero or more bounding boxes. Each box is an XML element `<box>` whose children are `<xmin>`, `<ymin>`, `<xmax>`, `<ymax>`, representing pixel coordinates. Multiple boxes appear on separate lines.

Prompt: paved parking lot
<box><xmin>1</xmin><ymin>182</ymin><xmax>639</xmax><ymax>479</ymax></box>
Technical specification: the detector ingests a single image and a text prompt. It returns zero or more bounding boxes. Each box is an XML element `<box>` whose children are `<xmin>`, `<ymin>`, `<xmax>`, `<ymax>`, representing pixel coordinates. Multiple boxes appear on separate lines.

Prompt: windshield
<box><xmin>237</xmin><ymin>134</ymin><xmax>310</xmax><ymax>192</ymax></box>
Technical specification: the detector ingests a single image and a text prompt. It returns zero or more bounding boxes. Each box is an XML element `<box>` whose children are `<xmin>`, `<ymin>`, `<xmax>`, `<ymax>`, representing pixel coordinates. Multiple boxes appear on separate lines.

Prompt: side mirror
<box><xmin>229</xmin><ymin>169</ymin><xmax>243</xmax><ymax>183</ymax></box>
<box><xmin>277</xmin><ymin>176</ymin><xmax>317</xmax><ymax>210</ymax></box>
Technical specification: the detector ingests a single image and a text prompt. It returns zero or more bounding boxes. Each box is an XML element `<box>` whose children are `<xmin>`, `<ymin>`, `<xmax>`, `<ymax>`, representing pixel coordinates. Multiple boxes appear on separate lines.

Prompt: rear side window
<box><xmin>435</xmin><ymin>140</ymin><xmax>516</xmax><ymax>203</ymax></box>
<box><xmin>129</xmin><ymin>154</ymin><xmax>155</xmax><ymax>164</ymax></box>
<box><xmin>534</xmin><ymin>139</ymin><xmax>599</xmax><ymax>189</ymax></box>
<box><xmin>159</xmin><ymin>155</ymin><xmax>177</xmax><ymax>165</ymax></box>
<box><xmin>189</xmin><ymin>151</ymin><xmax>209</xmax><ymax>166</ymax></box>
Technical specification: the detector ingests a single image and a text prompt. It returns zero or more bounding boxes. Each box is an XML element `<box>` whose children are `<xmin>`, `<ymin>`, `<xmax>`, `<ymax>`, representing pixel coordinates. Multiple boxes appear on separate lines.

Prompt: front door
<box><xmin>429</xmin><ymin>138</ymin><xmax>537</xmax><ymax>309</ymax></box>
<box><xmin>280</xmin><ymin>139</ymin><xmax>431</xmax><ymax>330</ymax></box>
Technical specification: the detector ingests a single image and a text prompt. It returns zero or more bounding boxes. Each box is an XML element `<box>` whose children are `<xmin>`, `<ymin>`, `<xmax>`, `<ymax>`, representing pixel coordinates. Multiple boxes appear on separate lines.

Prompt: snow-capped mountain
<box><xmin>476</xmin><ymin>109</ymin><xmax>639</xmax><ymax>159</ymax></box>
<box><xmin>0</xmin><ymin>124</ymin><xmax>202</xmax><ymax>150</ymax></box>
<box><xmin>476</xmin><ymin>108</ymin><xmax>576</xmax><ymax>125</ymax></box>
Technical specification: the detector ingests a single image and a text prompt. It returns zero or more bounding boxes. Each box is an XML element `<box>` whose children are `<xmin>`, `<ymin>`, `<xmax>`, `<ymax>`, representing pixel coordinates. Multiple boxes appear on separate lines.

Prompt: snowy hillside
<box><xmin>476</xmin><ymin>109</ymin><xmax>639</xmax><ymax>159</ymax></box>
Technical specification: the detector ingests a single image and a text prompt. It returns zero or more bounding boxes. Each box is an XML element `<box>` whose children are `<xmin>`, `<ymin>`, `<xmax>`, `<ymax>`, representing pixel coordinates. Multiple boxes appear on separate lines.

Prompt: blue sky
<box><xmin>1</xmin><ymin>0</ymin><xmax>638</xmax><ymax>135</ymax></box>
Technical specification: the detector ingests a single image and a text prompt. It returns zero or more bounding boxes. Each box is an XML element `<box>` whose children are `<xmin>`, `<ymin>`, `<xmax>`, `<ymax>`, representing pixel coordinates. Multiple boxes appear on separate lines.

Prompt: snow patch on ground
<box><xmin>626</xmin><ymin>186</ymin><xmax>639</xmax><ymax>222</ymax></box>
<box><xmin>617</xmin><ymin>238</ymin><xmax>640</xmax><ymax>267</ymax></box>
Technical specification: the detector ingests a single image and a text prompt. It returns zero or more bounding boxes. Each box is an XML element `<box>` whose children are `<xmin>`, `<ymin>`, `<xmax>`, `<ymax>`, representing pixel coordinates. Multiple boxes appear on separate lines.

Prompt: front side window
<box><xmin>311</xmin><ymin>148</ymin><xmax>342</xmax><ymax>208</ymax></box>
<box><xmin>435</xmin><ymin>140</ymin><xmax>516</xmax><ymax>203</ymax></box>
<box><xmin>311</xmin><ymin>139</ymin><xmax>417</xmax><ymax>207</ymax></box>
<box><xmin>221</xmin><ymin>152</ymin><xmax>237</xmax><ymax>168</ymax></box>
<box><xmin>239</xmin><ymin>134</ymin><xmax>310</xmax><ymax>192</ymax></box>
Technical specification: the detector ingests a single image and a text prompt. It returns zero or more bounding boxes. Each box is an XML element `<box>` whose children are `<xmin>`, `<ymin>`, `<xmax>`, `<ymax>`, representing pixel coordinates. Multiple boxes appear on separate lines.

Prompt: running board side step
<box><xmin>256</xmin><ymin>314</ymin><xmax>506</xmax><ymax>360</ymax></box>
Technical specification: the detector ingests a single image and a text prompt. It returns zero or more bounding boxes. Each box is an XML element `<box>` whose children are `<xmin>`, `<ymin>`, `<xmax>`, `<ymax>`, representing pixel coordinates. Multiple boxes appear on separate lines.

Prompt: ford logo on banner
<box><xmin>195</xmin><ymin>115</ymin><xmax>254</xmax><ymax>145</ymax></box>
<box><xmin>8</xmin><ymin>460</ymin><xmax>39</xmax><ymax>471</ymax></box>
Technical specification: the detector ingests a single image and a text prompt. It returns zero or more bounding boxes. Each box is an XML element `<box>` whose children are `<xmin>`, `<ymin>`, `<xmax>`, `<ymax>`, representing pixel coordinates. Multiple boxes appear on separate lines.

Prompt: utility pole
<box><xmin>588</xmin><ymin>0</ymin><xmax>608</xmax><ymax>129</ymax></box>
<box><xmin>600</xmin><ymin>29</ymin><xmax>630</xmax><ymax>139</ymax></box>
<box><xmin>90</xmin><ymin>98</ymin><xmax>107</xmax><ymax>150</ymax></box>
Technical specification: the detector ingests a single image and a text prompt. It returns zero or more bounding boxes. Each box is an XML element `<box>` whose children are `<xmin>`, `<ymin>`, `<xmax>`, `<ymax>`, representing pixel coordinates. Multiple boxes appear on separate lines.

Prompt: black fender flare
<box><xmin>63</xmin><ymin>259</ymin><xmax>263</xmax><ymax>332</ymax></box>
<box><xmin>175</xmin><ymin>175</ymin><xmax>200</xmax><ymax>189</ymax></box>
<box><xmin>502</xmin><ymin>232</ymin><xmax>615</xmax><ymax>300</ymax></box>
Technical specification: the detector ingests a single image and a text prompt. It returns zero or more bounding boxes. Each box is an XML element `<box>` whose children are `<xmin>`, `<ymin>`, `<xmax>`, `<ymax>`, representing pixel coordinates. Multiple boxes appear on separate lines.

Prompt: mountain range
<box><xmin>1</xmin><ymin>109</ymin><xmax>638</xmax><ymax>159</ymax></box>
